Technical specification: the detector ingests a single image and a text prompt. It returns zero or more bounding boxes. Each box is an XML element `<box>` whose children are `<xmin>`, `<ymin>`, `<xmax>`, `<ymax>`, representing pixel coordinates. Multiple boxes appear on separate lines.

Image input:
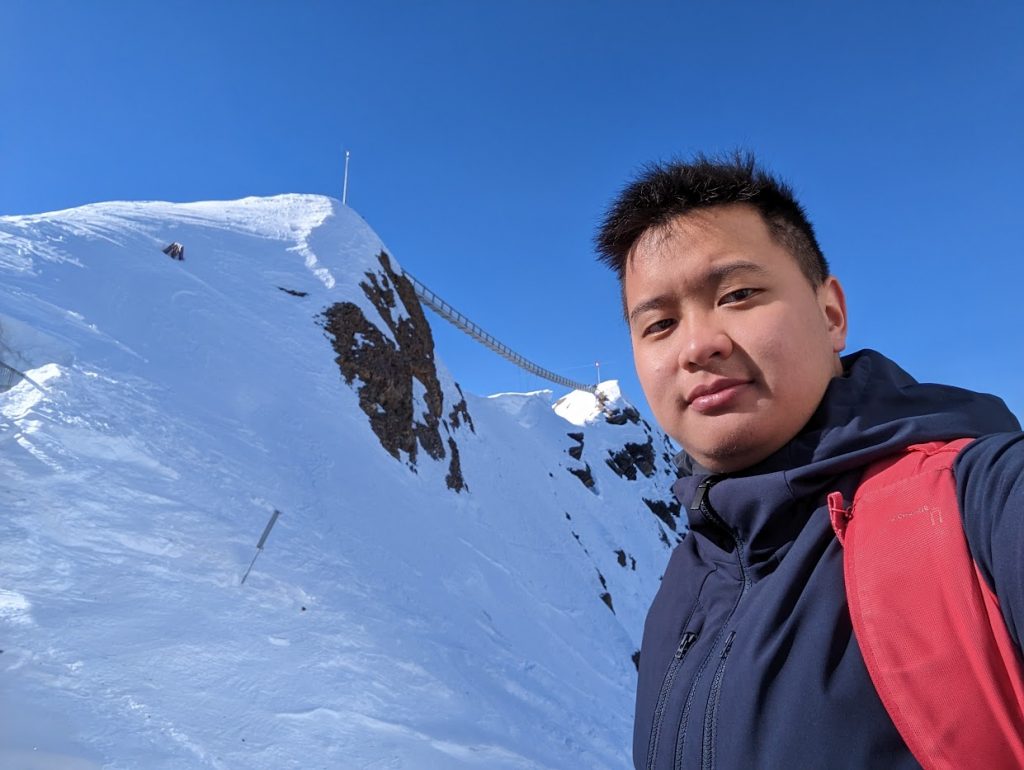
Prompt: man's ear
<box><xmin>819</xmin><ymin>276</ymin><xmax>848</xmax><ymax>353</ymax></box>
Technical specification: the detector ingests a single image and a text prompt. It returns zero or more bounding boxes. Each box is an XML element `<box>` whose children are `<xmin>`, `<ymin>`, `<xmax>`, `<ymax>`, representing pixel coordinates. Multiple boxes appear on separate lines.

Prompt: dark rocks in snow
<box><xmin>605</xmin><ymin>437</ymin><xmax>656</xmax><ymax>481</ymax></box>
<box><xmin>643</xmin><ymin>497</ymin><xmax>681</xmax><ymax>532</ymax></box>
<box><xmin>445</xmin><ymin>437</ymin><xmax>467</xmax><ymax>492</ymax></box>
<box><xmin>162</xmin><ymin>241</ymin><xmax>185</xmax><ymax>261</ymax></box>
<box><xmin>568</xmin><ymin>463</ymin><xmax>596</xmax><ymax>491</ymax></box>
<box><xmin>658</xmin><ymin>528</ymin><xmax>671</xmax><ymax>547</ymax></box>
<box><xmin>566</xmin><ymin>432</ymin><xmax>584</xmax><ymax>460</ymax></box>
<box><xmin>321</xmin><ymin>250</ymin><xmax>468</xmax><ymax>492</ymax></box>
<box><xmin>615</xmin><ymin>549</ymin><xmax>637</xmax><ymax>570</ymax></box>
<box><xmin>632</xmin><ymin>650</ymin><xmax>641</xmax><ymax>671</ymax></box>
<box><xmin>604</xmin><ymin>405</ymin><xmax>641</xmax><ymax>426</ymax></box>
<box><xmin>447</xmin><ymin>384</ymin><xmax>475</xmax><ymax>433</ymax></box>
<box><xmin>600</xmin><ymin>591</ymin><xmax>615</xmax><ymax>613</ymax></box>
<box><xmin>278</xmin><ymin>286</ymin><xmax>308</xmax><ymax>297</ymax></box>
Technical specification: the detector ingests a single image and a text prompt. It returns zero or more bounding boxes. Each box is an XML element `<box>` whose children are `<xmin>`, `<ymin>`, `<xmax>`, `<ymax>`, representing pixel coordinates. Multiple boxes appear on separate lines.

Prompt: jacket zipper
<box><xmin>674</xmin><ymin>477</ymin><xmax>750</xmax><ymax>770</ymax></box>
<box><xmin>645</xmin><ymin>630</ymin><xmax>699</xmax><ymax>770</ymax></box>
<box><xmin>701</xmin><ymin>631</ymin><xmax>736</xmax><ymax>770</ymax></box>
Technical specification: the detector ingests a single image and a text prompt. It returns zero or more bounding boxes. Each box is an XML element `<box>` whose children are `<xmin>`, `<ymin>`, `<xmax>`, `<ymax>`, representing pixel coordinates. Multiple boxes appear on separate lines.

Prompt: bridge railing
<box><xmin>402</xmin><ymin>270</ymin><xmax>597</xmax><ymax>394</ymax></box>
<box><xmin>0</xmin><ymin>360</ymin><xmax>25</xmax><ymax>393</ymax></box>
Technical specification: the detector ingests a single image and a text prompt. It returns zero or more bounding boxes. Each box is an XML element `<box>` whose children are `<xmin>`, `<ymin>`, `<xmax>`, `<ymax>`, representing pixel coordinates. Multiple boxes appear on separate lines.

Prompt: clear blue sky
<box><xmin>3</xmin><ymin>2</ymin><xmax>1023</xmax><ymax>420</ymax></box>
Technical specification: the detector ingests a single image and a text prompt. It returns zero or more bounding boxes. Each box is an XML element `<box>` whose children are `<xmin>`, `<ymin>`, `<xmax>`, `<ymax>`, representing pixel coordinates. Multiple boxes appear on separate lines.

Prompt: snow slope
<box><xmin>0</xmin><ymin>196</ymin><xmax>682</xmax><ymax>769</ymax></box>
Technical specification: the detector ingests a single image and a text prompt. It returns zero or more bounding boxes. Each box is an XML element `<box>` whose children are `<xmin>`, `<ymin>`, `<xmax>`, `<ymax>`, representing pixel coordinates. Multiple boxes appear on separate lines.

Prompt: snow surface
<box><xmin>0</xmin><ymin>195</ymin><xmax>682</xmax><ymax>769</ymax></box>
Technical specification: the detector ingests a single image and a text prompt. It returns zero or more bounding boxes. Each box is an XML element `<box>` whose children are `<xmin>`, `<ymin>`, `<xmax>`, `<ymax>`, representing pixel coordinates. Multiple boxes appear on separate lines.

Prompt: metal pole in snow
<box><xmin>342</xmin><ymin>151</ymin><xmax>351</xmax><ymax>206</ymax></box>
<box><xmin>240</xmin><ymin>509</ymin><xmax>282</xmax><ymax>585</ymax></box>
<box><xmin>595</xmin><ymin>361</ymin><xmax>601</xmax><ymax>388</ymax></box>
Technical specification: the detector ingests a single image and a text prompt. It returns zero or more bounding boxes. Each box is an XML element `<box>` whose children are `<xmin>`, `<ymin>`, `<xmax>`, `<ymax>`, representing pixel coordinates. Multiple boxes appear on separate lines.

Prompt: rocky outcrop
<box><xmin>566</xmin><ymin>432</ymin><xmax>584</xmax><ymax>460</ymax></box>
<box><xmin>447</xmin><ymin>384</ymin><xmax>474</xmax><ymax>433</ymax></box>
<box><xmin>643</xmin><ymin>497</ymin><xmax>682</xmax><ymax>532</ymax></box>
<box><xmin>614</xmin><ymin>549</ymin><xmax>637</xmax><ymax>570</ymax></box>
<box><xmin>568</xmin><ymin>464</ymin><xmax>596</xmax><ymax>491</ymax></box>
<box><xmin>321</xmin><ymin>250</ymin><xmax>468</xmax><ymax>492</ymax></box>
<box><xmin>605</xmin><ymin>437</ymin><xmax>656</xmax><ymax>481</ymax></box>
<box><xmin>603</xmin><ymin>405</ymin><xmax>642</xmax><ymax>426</ymax></box>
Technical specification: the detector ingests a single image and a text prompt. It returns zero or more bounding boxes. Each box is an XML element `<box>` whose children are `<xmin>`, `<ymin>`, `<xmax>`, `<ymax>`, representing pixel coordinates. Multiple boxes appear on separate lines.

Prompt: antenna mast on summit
<box><xmin>342</xmin><ymin>150</ymin><xmax>351</xmax><ymax>206</ymax></box>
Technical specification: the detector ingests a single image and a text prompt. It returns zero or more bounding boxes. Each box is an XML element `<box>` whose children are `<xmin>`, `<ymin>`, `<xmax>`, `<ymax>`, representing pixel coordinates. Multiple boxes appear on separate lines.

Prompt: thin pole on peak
<box><xmin>595</xmin><ymin>361</ymin><xmax>601</xmax><ymax>388</ymax></box>
<box><xmin>342</xmin><ymin>150</ymin><xmax>351</xmax><ymax>206</ymax></box>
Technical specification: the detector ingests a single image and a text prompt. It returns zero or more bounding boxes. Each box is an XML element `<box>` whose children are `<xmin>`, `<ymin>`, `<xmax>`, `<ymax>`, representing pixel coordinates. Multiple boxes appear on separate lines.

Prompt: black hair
<box><xmin>595</xmin><ymin>151</ymin><xmax>829</xmax><ymax>294</ymax></box>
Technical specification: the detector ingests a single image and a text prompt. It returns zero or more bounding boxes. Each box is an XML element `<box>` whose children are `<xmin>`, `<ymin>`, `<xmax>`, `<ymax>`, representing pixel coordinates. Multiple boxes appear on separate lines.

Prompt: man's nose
<box><xmin>680</xmin><ymin>316</ymin><xmax>733</xmax><ymax>370</ymax></box>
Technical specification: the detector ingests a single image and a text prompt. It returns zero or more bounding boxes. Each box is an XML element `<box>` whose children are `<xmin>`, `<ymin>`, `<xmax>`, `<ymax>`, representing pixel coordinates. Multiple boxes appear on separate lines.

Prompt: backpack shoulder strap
<box><xmin>830</xmin><ymin>439</ymin><xmax>1024</xmax><ymax>770</ymax></box>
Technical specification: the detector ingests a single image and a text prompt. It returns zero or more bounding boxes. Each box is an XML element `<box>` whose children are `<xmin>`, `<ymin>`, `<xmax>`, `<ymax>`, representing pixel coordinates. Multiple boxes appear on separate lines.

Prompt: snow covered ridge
<box><xmin>0</xmin><ymin>195</ymin><xmax>682</xmax><ymax>769</ymax></box>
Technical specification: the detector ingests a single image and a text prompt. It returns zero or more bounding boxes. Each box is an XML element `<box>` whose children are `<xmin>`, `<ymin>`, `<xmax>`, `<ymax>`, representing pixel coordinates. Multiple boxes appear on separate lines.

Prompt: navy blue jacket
<box><xmin>634</xmin><ymin>350</ymin><xmax>1023</xmax><ymax>770</ymax></box>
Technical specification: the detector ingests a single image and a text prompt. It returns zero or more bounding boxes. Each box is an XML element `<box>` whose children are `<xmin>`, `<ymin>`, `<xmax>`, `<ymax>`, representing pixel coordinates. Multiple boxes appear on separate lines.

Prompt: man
<box><xmin>595</xmin><ymin>153</ymin><xmax>1024</xmax><ymax>769</ymax></box>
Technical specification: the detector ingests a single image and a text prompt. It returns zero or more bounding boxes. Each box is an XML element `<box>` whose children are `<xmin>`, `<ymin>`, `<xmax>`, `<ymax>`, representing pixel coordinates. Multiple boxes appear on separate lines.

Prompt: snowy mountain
<box><xmin>0</xmin><ymin>195</ymin><xmax>683</xmax><ymax>770</ymax></box>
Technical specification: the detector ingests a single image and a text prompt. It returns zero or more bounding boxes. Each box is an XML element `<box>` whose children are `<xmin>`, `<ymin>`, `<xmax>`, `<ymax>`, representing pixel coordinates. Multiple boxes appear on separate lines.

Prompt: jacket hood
<box><xmin>672</xmin><ymin>349</ymin><xmax>1020</xmax><ymax>564</ymax></box>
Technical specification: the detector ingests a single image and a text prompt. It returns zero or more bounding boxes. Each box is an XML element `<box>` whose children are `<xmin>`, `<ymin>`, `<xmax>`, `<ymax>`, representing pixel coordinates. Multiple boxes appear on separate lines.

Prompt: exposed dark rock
<box><xmin>632</xmin><ymin>650</ymin><xmax>641</xmax><ymax>671</ymax></box>
<box><xmin>597</xmin><ymin>570</ymin><xmax>607</xmax><ymax>590</ymax></box>
<box><xmin>162</xmin><ymin>241</ymin><xmax>185</xmax><ymax>260</ymax></box>
<box><xmin>643</xmin><ymin>497</ymin><xmax>682</xmax><ymax>532</ymax></box>
<box><xmin>445</xmin><ymin>437</ymin><xmax>467</xmax><ymax>492</ymax></box>
<box><xmin>567</xmin><ymin>432</ymin><xmax>584</xmax><ymax>460</ymax></box>
<box><xmin>321</xmin><ymin>250</ymin><xmax>467</xmax><ymax>491</ymax></box>
<box><xmin>605</xmin><ymin>437</ymin><xmax>657</xmax><ymax>480</ymax></box>
<box><xmin>447</xmin><ymin>384</ymin><xmax>475</xmax><ymax>433</ymax></box>
<box><xmin>278</xmin><ymin>287</ymin><xmax>308</xmax><ymax>297</ymax></box>
<box><xmin>615</xmin><ymin>548</ymin><xmax>638</xmax><ymax>570</ymax></box>
<box><xmin>564</xmin><ymin>512</ymin><xmax>572</xmax><ymax>521</ymax></box>
<box><xmin>604</xmin><ymin>405</ymin><xmax>641</xmax><ymax>425</ymax></box>
<box><xmin>322</xmin><ymin>301</ymin><xmax>408</xmax><ymax>459</ymax></box>
<box><xmin>658</xmin><ymin>528</ymin><xmax>671</xmax><ymax>547</ymax></box>
<box><xmin>569</xmin><ymin>530</ymin><xmax>590</xmax><ymax>555</ymax></box>
<box><xmin>568</xmin><ymin>463</ymin><xmax>596</xmax><ymax>491</ymax></box>
<box><xmin>600</xmin><ymin>592</ymin><xmax>615</xmax><ymax>613</ymax></box>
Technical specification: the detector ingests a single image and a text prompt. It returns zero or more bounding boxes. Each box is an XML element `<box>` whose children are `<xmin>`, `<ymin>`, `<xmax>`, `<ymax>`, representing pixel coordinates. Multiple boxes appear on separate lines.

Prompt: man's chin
<box><xmin>684</xmin><ymin>437</ymin><xmax>773</xmax><ymax>475</ymax></box>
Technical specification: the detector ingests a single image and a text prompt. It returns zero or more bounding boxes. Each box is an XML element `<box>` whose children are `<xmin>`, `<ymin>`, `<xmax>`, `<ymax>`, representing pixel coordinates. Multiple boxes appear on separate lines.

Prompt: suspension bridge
<box><xmin>402</xmin><ymin>270</ymin><xmax>598</xmax><ymax>394</ymax></box>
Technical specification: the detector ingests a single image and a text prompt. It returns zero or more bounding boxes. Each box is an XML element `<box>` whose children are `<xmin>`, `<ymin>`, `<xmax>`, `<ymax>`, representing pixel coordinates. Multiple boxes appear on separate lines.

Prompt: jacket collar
<box><xmin>672</xmin><ymin>349</ymin><xmax>1019</xmax><ymax>563</ymax></box>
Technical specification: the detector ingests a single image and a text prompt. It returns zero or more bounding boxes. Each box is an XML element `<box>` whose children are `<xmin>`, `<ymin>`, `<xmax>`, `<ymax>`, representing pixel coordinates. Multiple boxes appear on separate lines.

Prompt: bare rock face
<box><xmin>642</xmin><ymin>497</ymin><xmax>682</xmax><ymax>532</ymax></box>
<box><xmin>603</xmin><ymin>405</ymin><xmax>642</xmax><ymax>426</ymax></box>
<box><xmin>605</xmin><ymin>437</ymin><xmax>656</xmax><ymax>481</ymax></box>
<box><xmin>321</xmin><ymin>251</ymin><xmax>469</xmax><ymax>492</ymax></box>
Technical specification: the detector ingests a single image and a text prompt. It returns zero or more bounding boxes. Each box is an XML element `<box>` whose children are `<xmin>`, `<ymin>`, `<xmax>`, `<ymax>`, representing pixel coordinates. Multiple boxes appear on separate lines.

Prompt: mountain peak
<box><xmin>0</xmin><ymin>195</ymin><xmax>680</xmax><ymax>768</ymax></box>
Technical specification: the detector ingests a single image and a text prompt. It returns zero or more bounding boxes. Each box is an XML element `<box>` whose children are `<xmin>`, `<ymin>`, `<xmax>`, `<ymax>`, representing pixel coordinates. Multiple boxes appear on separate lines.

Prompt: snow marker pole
<box><xmin>240</xmin><ymin>509</ymin><xmax>281</xmax><ymax>585</ymax></box>
<box><xmin>342</xmin><ymin>150</ymin><xmax>351</xmax><ymax>206</ymax></box>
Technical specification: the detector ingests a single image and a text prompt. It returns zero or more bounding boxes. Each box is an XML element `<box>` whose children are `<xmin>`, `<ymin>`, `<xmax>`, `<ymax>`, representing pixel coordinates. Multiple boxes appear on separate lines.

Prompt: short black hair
<box><xmin>595</xmin><ymin>151</ymin><xmax>829</xmax><ymax>296</ymax></box>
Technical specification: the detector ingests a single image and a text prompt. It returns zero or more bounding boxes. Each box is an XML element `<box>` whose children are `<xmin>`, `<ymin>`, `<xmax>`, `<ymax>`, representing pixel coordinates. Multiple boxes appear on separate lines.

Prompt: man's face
<box><xmin>625</xmin><ymin>204</ymin><xmax>847</xmax><ymax>473</ymax></box>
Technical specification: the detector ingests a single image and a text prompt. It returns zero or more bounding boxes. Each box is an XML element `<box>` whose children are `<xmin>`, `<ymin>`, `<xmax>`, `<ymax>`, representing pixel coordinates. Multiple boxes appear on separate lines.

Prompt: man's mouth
<box><xmin>685</xmin><ymin>378</ymin><xmax>752</xmax><ymax>413</ymax></box>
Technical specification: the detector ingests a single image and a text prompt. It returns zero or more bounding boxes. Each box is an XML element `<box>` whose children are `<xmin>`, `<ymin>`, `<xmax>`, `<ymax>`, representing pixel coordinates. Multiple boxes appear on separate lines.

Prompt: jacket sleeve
<box><xmin>955</xmin><ymin>432</ymin><xmax>1024</xmax><ymax>649</ymax></box>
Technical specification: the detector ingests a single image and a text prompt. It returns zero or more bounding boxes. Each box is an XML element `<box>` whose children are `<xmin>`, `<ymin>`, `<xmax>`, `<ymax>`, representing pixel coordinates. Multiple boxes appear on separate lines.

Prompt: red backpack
<box><xmin>828</xmin><ymin>439</ymin><xmax>1024</xmax><ymax>770</ymax></box>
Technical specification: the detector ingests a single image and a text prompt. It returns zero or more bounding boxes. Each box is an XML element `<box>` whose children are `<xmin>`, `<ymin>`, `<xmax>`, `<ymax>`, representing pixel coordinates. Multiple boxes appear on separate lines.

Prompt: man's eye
<box><xmin>720</xmin><ymin>288</ymin><xmax>759</xmax><ymax>305</ymax></box>
<box><xmin>642</xmin><ymin>319</ymin><xmax>675</xmax><ymax>336</ymax></box>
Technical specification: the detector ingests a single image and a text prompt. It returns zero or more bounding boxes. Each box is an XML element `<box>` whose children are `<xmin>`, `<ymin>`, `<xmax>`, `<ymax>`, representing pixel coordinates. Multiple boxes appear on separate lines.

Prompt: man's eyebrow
<box><xmin>628</xmin><ymin>295</ymin><xmax>674</xmax><ymax>325</ymax></box>
<box><xmin>627</xmin><ymin>260</ymin><xmax>770</xmax><ymax>325</ymax></box>
<box><xmin>705</xmin><ymin>259</ymin><xmax>770</xmax><ymax>283</ymax></box>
